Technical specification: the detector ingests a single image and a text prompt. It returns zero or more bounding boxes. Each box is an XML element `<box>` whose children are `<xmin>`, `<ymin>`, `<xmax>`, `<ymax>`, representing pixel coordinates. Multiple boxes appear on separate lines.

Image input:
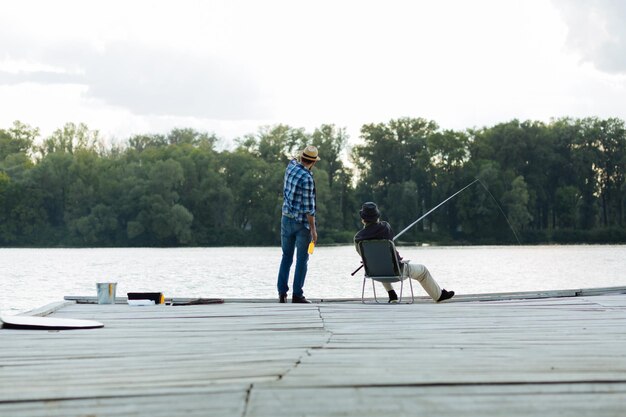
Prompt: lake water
<box><xmin>1</xmin><ymin>245</ymin><xmax>625</xmax><ymax>315</ymax></box>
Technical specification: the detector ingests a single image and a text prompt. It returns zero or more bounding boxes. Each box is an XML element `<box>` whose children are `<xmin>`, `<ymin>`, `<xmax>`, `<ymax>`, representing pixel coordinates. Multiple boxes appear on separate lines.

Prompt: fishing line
<box><xmin>394</xmin><ymin>178</ymin><xmax>521</xmax><ymax>244</ymax></box>
<box><xmin>475</xmin><ymin>178</ymin><xmax>522</xmax><ymax>245</ymax></box>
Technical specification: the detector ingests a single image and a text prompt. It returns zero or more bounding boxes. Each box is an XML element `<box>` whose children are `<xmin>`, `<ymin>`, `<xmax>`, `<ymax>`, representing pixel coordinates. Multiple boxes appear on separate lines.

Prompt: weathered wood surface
<box><xmin>2</xmin><ymin>291</ymin><xmax>626</xmax><ymax>416</ymax></box>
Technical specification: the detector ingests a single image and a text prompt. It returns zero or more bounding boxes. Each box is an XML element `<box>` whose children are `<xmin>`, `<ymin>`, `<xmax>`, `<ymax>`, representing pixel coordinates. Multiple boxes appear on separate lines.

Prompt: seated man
<box><xmin>354</xmin><ymin>202</ymin><xmax>455</xmax><ymax>303</ymax></box>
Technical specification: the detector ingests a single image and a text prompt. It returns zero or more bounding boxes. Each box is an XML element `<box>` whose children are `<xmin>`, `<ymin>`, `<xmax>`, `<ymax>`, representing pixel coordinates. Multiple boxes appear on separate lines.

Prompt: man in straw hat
<box><xmin>355</xmin><ymin>201</ymin><xmax>455</xmax><ymax>303</ymax></box>
<box><xmin>277</xmin><ymin>145</ymin><xmax>320</xmax><ymax>303</ymax></box>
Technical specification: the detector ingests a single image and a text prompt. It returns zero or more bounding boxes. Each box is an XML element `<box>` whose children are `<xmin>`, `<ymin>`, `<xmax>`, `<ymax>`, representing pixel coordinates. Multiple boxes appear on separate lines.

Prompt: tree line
<box><xmin>1</xmin><ymin>117</ymin><xmax>625</xmax><ymax>247</ymax></box>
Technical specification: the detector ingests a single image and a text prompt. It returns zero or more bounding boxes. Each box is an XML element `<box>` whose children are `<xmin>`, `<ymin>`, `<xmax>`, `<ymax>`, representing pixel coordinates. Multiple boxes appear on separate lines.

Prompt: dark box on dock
<box><xmin>127</xmin><ymin>292</ymin><xmax>165</xmax><ymax>304</ymax></box>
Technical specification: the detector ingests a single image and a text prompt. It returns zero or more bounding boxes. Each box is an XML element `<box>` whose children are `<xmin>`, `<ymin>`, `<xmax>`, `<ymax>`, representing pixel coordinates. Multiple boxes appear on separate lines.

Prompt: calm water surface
<box><xmin>1</xmin><ymin>245</ymin><xmax>625</xmax><ymax>315</ymax></box>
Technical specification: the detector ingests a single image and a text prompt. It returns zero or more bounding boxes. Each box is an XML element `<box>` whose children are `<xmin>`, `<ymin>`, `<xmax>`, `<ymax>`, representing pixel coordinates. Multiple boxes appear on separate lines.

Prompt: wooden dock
<box><xmin>2</xmin><ymin>287</ymin><xmax>626</xmax><ymax>416</ymax></box>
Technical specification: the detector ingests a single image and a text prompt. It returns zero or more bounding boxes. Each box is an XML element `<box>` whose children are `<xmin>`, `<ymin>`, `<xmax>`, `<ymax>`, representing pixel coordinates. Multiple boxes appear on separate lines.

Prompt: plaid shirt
<box><xmin>282</xmin><ymin>159</ymin><xmax>316</xmax><ymax>226</ymax></box>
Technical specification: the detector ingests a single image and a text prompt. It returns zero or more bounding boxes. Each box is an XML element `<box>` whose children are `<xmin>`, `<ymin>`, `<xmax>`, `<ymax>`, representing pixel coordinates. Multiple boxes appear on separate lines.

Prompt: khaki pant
<box><xmin>381</xmin><ymin>262</ymin><xmax>442</xmax><ymax>301</ymax></box>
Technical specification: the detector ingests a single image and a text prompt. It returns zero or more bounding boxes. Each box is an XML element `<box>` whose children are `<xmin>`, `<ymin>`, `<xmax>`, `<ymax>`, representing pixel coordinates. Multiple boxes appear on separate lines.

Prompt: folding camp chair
<box><xmin>357</xmin><ymin>239</ymin><xmax>414</xmax><ymax>304</ymax></box>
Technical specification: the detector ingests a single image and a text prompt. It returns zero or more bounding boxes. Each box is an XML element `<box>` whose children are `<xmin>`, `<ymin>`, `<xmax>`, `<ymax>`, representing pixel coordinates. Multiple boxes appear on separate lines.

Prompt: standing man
<box><xmin>277</xmin><ymin>145</ymin><xmax>320</xmax><ymax>303</ymax></box>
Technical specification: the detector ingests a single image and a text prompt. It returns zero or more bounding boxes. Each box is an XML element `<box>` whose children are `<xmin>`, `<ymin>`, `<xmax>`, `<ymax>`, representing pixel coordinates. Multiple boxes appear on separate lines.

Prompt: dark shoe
<box><xmin>292</xmin><ymin>295</ymin><xmax>311</xmax><ymax>304</ymax></box>
<box><xmin>388</xmin><ymin>290</ymin><xmax>398</xmax><ymax>304</ymax></box>
<box><xmin>279</xmin><ymin>293</ymin><xmax>287</xmax><ymax>303</ymax></box>
<box><xmin>437</xmin><ymin>289</ymin><xmax>455</xmax><ymax>302</ymax></box>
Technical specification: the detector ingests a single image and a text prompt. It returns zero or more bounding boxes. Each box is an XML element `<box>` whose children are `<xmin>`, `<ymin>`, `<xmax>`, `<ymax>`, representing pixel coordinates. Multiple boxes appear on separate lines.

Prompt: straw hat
<box><xmin>300</xmin><ymin>145</ymin><xmax>321</xmax><ymax>162</ymax></box>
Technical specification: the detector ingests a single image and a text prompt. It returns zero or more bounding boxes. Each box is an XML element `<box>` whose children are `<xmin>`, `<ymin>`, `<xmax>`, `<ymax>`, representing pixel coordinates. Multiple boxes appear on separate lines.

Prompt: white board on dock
<box><xmin>0</xmin><ymin>315</ymin><xmax>104</xmax><ymax>330</ymax></box>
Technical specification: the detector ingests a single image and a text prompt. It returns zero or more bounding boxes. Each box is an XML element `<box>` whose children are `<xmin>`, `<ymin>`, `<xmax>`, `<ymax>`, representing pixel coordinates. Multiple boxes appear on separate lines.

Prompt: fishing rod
<box><xmin>393</xmin><ymin>179</ymin><xmax>479</xmax><ymax>241</ymax></box>
<box><xmin>350</xmin><ymin>179</ymin><xmax>479</xmax><ymax>276</ymax></box>
<box><xmin>351</xmin><ymin>178</ymin><xmax>523</xmax><ymax>276</ymax></box>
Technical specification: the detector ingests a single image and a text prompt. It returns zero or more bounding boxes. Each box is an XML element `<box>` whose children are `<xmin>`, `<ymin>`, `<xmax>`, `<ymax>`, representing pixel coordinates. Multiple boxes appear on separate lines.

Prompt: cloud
<box><xmin>0</xmin><ymin>71</ymin><xmax>81</xmax><ymax>85</ymax></box>
<box><xmin>0</xmin><ymin>37</ymin><xmax>270</xmax><ymax>120</ymax></box>
<box><xmin>83</xmin><ymin>42</ymin><xmax>269</xmax><ymax>119</ymax></box>
<box><xmin>552</xmin><ymin>0</ymin><xmax>626</xmax><ymax>74</ymax></box>
<box><xmin>2</xmin><ymin>0</ymin><xmax>626</xmax><ymax>143</ymax></box>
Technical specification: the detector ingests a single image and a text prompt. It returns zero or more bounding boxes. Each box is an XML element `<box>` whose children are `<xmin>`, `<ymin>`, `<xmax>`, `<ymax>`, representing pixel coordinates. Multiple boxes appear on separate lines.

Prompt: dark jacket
<box><xmin>354</xmin><ymin>221</ymin><xmax>394</xmax><ymax>242</ymax></box>
<box><xmin>354</xmin><ymin>221</ymin><xmax>402</xmax><ymax>261</ymax></box>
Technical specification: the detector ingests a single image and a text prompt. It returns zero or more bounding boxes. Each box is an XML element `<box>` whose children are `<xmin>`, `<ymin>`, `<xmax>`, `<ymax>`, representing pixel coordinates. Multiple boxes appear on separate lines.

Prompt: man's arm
<box><xmin>300</xmin><ymin>174</ymin><xmax>317</xmax><ymax>243</ymax></box>
<box><xmin>307</xmin><ymin>213</ymin><xmax>317</xmax><ymax>243</ymax></box>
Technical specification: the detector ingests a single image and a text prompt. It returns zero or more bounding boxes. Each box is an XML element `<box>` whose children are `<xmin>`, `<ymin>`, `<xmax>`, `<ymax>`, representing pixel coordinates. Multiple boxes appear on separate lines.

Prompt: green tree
<box><xmin>310</xmin><ymin>124</ymin><xmax>355</xmax><ymax>235</ymax></box>
<box><xmin>427</xmin><ymin>129</ymin><xmax>470</xmax><ymax>236</ymax></box>
<box><xmin>570</xmin><ymin>119</ymin><xmax>601</xmax><ymax>229</ymax></box>
<box><xmin>0</xmin><ymin>121</ymin><xmax>39</xmax><ymax>160</ymax></box>
<box><xmin>502</xmin><ymin>176</ymin><xmax>533</xmax><ymax>231</ymax></box>
<box><xmin>37</xmin><ymin>123</ymin><xmax>100</xmax><ymax>157</ymax></box>
<box><xmin>591</xmin><ymin>118</ymin><xmax>626</xmax><ymax>227</ymax></box>
<box><xmin>128</xmin><ymin>159</ymin><xmax>193</xmax><ymax>245</ymax></box>
<box><xmin>554</xmin><ymin>185</ymin><xmax>579</xmax><ymax>228</ymax></box>
<box><xmin>354</xmin><ymin>118</ymin><xmax>438</xmax><ymax>239</ymax></box>
<box><xmin>456</xmin><ymin>161</ymin><xmax>510</xmax><ymax>242</ymax></box>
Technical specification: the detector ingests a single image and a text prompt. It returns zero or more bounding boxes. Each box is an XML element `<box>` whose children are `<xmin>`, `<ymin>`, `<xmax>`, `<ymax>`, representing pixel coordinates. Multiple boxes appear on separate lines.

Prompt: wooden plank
<box><xmin>246</xmin><ymin>384</ymin><xmax>626</xmax><ymax>417</ymax></box>
<box><xmin>18</xmin><ymin>301</ymin><xmax>75</xmax><ymax>317</ymax></box>
<box><xmin>0</xmin><ymin>387</ymin><xmax>248</xmax><ymax>417</ymax></box>
<box><xmin>1</xmin><ymin>292</ymin><xmax>626</xmax><ymax>416</ymax></box>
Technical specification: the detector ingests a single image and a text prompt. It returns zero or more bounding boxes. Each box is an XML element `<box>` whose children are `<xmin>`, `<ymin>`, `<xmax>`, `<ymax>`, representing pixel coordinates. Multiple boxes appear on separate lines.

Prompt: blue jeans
<box><xmin>277</xmin><ymin>215</ymin><xmax>310</xmax><ymax>297</ymax></box>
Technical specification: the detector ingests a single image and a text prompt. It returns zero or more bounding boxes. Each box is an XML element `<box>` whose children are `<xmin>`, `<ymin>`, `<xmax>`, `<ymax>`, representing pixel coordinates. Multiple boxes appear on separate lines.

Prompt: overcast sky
<box><xmin>1</xmin><ymin>0</ymin><xmax>625</xmax><ymax>146</ymax></box>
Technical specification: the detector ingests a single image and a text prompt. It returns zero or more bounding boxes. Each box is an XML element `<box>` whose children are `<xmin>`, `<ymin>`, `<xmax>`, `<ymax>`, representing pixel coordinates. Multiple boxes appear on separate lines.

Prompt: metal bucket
<box><xmin>96</xmin><ymin>282</ymin><xmax>117</xmax><ymax>304</ymax></box>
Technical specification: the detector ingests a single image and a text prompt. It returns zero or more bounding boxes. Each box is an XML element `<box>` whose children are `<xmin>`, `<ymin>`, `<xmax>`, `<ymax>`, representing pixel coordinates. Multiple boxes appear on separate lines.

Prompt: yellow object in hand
<box><xmin>308</xmin><ymin>241</ymin><xmax>315</xmax><ymax>254</ymax></box>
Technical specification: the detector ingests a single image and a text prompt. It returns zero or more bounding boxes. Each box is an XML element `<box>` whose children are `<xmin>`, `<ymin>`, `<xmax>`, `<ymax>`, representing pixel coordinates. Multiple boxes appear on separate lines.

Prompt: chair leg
<box><xmin>361</xmin><ymin>278</ymin><xmax>367</xmax><ymax>304</ymax></box>
<box><xmin>398</xmin><ymin>279</ymin><xmax>404</xmax><ymax>303</ymax></box>
<box><xmin>407</xmin><ymin>276</ymin><xmax>415</xmax><ymax>304</ymax></box>
<box><xmin>372</xmin><ymin>280</ymin><xmax>381</xmax><ymax>303</ymax></box>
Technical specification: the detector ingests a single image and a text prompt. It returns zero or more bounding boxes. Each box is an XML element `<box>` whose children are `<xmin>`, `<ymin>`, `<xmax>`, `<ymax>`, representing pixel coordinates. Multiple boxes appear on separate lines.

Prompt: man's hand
<box><xmin>310</xmin><ymin>229</ymin><xmax>318</xmax><ymax>244</ymax></box>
